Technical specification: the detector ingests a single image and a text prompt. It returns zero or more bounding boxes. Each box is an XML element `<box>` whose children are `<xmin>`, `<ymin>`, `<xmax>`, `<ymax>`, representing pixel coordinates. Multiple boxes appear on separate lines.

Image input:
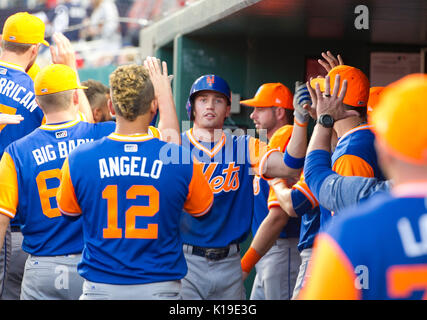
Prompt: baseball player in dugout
<box><xmin>0</xmin><ymin>12</ymin><xmax>93</xmax><ymax>300</ymax></box>
<box><xmin>239</xmin><ymin>82</ymin><xmax>302</xmax><ymax>300</ymax></box>
<box><xmin>306</xmin><ymin>57</ymin><xmax>386</xmax><ymax>230</ymax></box>
<box><xmin>179</xmin><ymin>74</ymin><xmax>307</xmax><ymax>300</ymax></box>
<box><xmin>56</xmin><ymin>64</ymin><xmax>213</xmax><ymax>300</ymax></box>
<box><xmin>299</xmin><ymin>73</ymin><xmax>427</xmax><ymax>300</ymax></box>
<box><xmin>0</xmin><ymin>62</ymin><xmax>117</xmax><ymax>300</ymax></box>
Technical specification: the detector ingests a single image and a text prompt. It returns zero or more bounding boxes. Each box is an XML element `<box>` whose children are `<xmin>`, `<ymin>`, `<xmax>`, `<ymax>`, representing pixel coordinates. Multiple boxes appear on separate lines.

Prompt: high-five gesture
<box><xmin>318</xmin><ymin>51</ymin><xmax>344</xmax><ymax>73</ymax></box>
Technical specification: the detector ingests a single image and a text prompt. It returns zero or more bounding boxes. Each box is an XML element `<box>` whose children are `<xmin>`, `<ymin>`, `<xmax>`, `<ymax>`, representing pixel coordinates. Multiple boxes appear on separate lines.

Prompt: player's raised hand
<box><xmin>0</xmin><ymin>113</ymin><xmax>24</xmax><ymax>125</ymax></box>
<box><xmin>143</xmin><ymin>56</ymin><xmax>172</xmax><ymax>99</ymax></box>
<box><xmin>50</xmin><ymin>32</ymin><xmax>77</xmax><ymax>70</ymax></box>
<box><xmin>318</xmin><ymin>51</ymin><xmax>344</xmax><ymax>73</ymax></box>
<box><xmin>315</xmin><ymin>74</ymin><xmax>358</xmax><ymax>121</ymax></box>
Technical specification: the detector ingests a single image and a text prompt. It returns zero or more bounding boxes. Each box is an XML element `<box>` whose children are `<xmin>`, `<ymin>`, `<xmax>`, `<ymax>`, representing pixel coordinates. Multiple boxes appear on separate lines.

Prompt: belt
<box><xmin>11</xmin><ymin>226</ymin><xmax>21</xmax><ymax>232</ymax></box>
<box><xmin>185</xmin><ymin>244</ymin><xmax>240</xmax><ymax>261</ymax></box>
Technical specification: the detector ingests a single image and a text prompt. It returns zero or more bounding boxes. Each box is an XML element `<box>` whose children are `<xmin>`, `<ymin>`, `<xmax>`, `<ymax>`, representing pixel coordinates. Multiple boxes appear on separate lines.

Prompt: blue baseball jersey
<box><xmin>301</xmin><ymin>184</ymin><xmax>427</xmax><ymax>299</ymax></box>
<box><xmin>252</xmin><ymin>175</ymin><xmax>300</xmax><ymax>239</ymax></box>
<box><xmin>180</xmin><ymin>129</ymin><xmax>276</xmax><ymax>248</ymax></box>
<box><xmin>0</xmin><ymin>60</ymin><xmax>44</xmax><ymax>159</ymax></box>
<box><xmin>0</xmin><ymin>119</ymin><xmax>115</xmax><ymax>256</ymax></box>
<box><xmin>331</xmin><ymin>124</ymin><xmax>384</xmax><ymax>180</ymax></box>
<box><xmin>57</xmin><ymin>132</ymin><xmax>214</xmax><ymax>285</ymax></box>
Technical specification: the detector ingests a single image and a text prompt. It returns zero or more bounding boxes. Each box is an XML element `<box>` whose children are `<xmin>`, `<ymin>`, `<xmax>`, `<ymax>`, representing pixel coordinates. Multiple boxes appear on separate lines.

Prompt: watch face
<box><xmin>320</xmin><ymin>114</ymin><xmax>334</xmax><ymax>127</ymax></box>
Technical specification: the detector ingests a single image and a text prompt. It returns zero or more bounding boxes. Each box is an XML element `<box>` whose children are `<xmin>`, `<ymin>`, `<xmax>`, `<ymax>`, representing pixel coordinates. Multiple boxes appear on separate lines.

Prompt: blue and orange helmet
<box><xmin>186</xmin><ymin>74</ymin><xmax>231</xmax><ymax>120</ymax></box>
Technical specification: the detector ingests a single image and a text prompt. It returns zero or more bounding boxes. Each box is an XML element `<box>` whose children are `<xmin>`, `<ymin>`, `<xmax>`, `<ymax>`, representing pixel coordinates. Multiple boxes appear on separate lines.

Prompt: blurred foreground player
<box><xmin>300</xmin><ymin>73</ymin><xmax>427</xmax><ymax>300</ymax></box>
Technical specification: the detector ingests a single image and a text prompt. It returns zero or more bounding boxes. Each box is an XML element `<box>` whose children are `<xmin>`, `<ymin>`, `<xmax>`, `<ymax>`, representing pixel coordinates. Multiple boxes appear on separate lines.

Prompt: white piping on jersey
<box><xmin>267</xmin><ymin>200</ymin><xmax>281</xmax><ymax>209</ymax></box>
<box><xmin>40</xmin><ymin>119</ymin><xmax>81</xmax><ymax>131</ymax></box>
<box><xmin>258</xmin><ymin>148</ymin><xmax>280</xmax><ymax>180</ymax></box>
<box><xmin>392</xmin><ymin>182</ymin><xmax>427</xmax><ymax>198</ymax></box>
<box><xmin>189</xmin><ymin>199</ymin><xmax>213</xmax><ymax>218</ymax></box>
<box><xmin>58</xmin><ymin>205</ymin><xmax>81</xmax><ymax>217</ymax></box>
<box><xmin>293</xmin><ymin>183</ymin><xmax>317</xmax><ymax>208</ymax></box>
<box><xmin>0</xmin><ymin>60</ymin><xmax>26</xmax><ymax>73</ymax></box>
<box><xmin>186</xmin><ymin>128</ymin><xmax>226</xmax><ymax>158</ymax></box>
<box><xmin>336</xmin><ymin>124</ymin><xmax>372</xmax><ymax>148</ymax></box>
<box><xmin>108</xmin><ymin>132</ymin><xmax>154</xmax><ymax>142</ymax></box>
<box><xmin>0</xmin><ymin>207</ymin><xmax>15</xmax><ymax>219</ymax></box>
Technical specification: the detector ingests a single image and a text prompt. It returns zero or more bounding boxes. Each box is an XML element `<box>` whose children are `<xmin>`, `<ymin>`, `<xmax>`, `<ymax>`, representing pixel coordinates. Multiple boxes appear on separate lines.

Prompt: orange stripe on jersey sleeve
<box><xmin>183</xmin><ymin>160</ymin><xmax>214</xmax><ymax>217</ymax></box>
<box><xmin>267</xmin><ymin>183</ymin><xmax>282</xmax><ymax>210</ymax></box>
<box><xmin>298</xmin><ymin>233</ymin><xmax>361</xmax><ymax>300</ymax></box>
<box><xmin>332</xmin><ymin>154</ymin><xmax>374</xmax><ymax>178</ymax></box>
<box><xmin>56</xmin><ymin>158</ymin><xmax>82</xmax><ymax>216</ymax></box>
<box><xmin>0</xmin><ymin>152</ymin><xmax>18</xmax><ymax>219</ymax></box>
<box><xmin>292</xmin><ymin>176</ymin><xmax>319</xmax><ymax>209</ymax></box>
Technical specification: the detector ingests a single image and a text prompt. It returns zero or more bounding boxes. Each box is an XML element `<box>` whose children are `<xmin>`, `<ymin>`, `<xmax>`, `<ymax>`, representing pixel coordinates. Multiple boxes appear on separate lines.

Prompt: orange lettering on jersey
<box><xmin>36</xmin><ymin>169</ymin><xmax>62</xmax><ymax>218</ymax></box>
<box><xmin>125</xmin><ymin>185</ymin><xmax>159</xmax><ymax>239</ymax></box>
<box><xmin>222</xmin><ymin>162</ymin><xmax>240</xmax><ymax>192</ymax></box>
<box><xmin>387</xmin><ymin>264</ymin><xmax>427</xmax><ymax>299</ymax></box>
<box><xmin>203</xmin><ymin>162</ymin><xmax>240</xmax><ymax>194</ymax></box>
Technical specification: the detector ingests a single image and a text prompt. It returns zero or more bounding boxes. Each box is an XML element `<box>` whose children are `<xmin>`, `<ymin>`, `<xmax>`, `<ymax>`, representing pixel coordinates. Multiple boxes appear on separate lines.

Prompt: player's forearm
<box><xmin>251</xmin><ymin>207</ymin><xmax>289</xmax><ymax>256</ymax></box>
<box><xmin>263</xmin><ymin>151</ymin><xmax>301</xmax><ymax>180</ymax></box>
<box><xmin>307</xmin><ymin>124</ymin><xmax>333</xmax><ymax>154</ymax></box>
<box><xmin>157</xmin><ymin>94</ymin><xmax>181</xmax><ymax>145</ymax></box>
<box><xmin>286</xmin><ymin>120</ymin><xmax>308</xmax><ymax>159</ymax></box>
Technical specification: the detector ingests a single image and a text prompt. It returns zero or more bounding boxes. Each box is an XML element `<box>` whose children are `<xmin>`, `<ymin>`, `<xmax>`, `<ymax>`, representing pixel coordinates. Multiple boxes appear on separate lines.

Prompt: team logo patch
<box><xmin>0</xmin><ymin>68</ymin><xmax>7</xmax><ymax>75</ymax></box>
<box><xmin>41</xmin><ymin>88</ymin><xmax>48</xmax><ymax>93</ymax></box>
<box><xmin>124</xmin><ymin>144</ymin><xmax>138</xmax><ymax>152</ymax></box>
<box><xmin>206</xmin><ymin>76</ymin><xmax>215</xmax><ymax>87</ymax></box>
<box><xmin>55</xmin><ymin>130</ymin><xmax>67</xmax><ymax>139</ymax></box>
<box><xmin>8</xmin><ymin>36</ymin><xmax>16</xmax><ymax>40</ymax></box>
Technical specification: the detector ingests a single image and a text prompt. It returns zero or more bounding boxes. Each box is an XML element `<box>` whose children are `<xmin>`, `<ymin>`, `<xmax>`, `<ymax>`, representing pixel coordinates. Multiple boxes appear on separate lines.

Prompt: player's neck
<box><xmin>192</xmin><ymin>124</ymin><xmax>224</xmax><ymax>142</ymax></box>
<box><xmin>0</xmin><ymin>51</ymin><xmax>29</xmax><ymax>70</ymax></box>
<box><xmin>44</xmin><ymin>109</ymin><xmax>77</xmax><ymax>125</ymax></box>
<box><xmin>115</xmin><ymin>115</ymin><xmax>150</xmax><ymax>136</ymax></box>
<box><xmin>333</xmin><ymin>116</ymin><xmax>364</xmax><ymax>138</ymax></box>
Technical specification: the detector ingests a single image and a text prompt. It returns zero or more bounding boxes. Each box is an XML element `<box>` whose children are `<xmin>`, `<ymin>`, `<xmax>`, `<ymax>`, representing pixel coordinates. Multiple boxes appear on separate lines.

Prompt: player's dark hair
<box><xmin>81</xmin><ymin>79</ymin><xmax>109</xmax><ymax>110</ymax></box>
<box><xmin>344</xmin><ymin>104</ymin><xmax>367</xmax><ymax>120</ymax></box>
<box><xmin>272</xmin><ymin>107</ymin><xmax>294</xmax><ymax>125</ymax></box>
<box><xmin>1</xmin><ymin>40</ymin><xmax>33</xmax><ymax>54</ymax></box>
<box><xmin>109</xmin><ymin>64</ymin><xmax>155</xmax><ymax>121</ymax></box>
<box><xmin>36</xmin><ymin>90</ymin><xmax>74</xmax><ymax>113</ymax></box>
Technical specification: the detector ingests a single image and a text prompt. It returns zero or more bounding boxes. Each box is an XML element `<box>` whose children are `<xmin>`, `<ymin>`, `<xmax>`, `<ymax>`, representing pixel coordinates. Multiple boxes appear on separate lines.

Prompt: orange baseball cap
<box><xmin>2</xmin><ymin>12</ymin><xmax>49</xmax><ymax>46</ymax></box>
<box><xmin>370</xmin><ymin>73</ymin><xmax>427</xmax><ymax>164</ymax></box>
<box><xmin>310</xmin><ymin>65</ymin><xmax>370</xmax><ymax>107</ymax></box>
<box><xmin>241</xmin><ymin>83</ymin><xmax>294</xmax><ymax>110</ymax></box>
<box><xmin>367</xmin><ymin>87</ymin><xmax>384</xmax><ymax>114</ymax></box>
<box><xmin>35</xmin><ymin>64</ymin><xmax>87</xmax><ymax>96</ymax></box>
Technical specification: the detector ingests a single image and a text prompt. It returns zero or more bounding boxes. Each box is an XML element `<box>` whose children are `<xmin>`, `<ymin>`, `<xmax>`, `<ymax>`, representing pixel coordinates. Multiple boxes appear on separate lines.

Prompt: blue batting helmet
<box><xmin>186</xmin><ymin>74</ymin><xmax>231</xmax><ymax>120</ymax></box>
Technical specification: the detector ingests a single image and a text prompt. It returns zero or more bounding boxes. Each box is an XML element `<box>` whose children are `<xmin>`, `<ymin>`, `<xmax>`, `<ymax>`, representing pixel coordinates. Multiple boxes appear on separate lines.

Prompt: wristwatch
<box><xmin>317</xmin><ymin>114</ymin><xmax>334</xmax><ymax>128</ymax></box>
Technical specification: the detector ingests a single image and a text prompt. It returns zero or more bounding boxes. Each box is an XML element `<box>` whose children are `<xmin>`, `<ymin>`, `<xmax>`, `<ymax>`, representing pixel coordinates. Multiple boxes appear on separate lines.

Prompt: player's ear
<box><xmin>225</xmin><ymin>104</ymin><xmax>231</xmax><ymax>118</ymax></box>
<box><xmin>150</xmin><ymin>98</ymin><xmax>158</xmax><ymax>114</ymax></box>
<box><xmin>73</xmin><ymin>90</ymin><xmax>79</xmax><ymax>105</ymax></box>
<box><xmin>107</xmin><ymin>97</ymin><xmax>116</xmax><ymax>116</ymax></box>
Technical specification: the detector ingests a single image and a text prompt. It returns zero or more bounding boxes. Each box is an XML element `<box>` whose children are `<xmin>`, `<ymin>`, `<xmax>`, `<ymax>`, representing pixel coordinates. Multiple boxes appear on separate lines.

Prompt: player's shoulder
<box><xmin>5</xmin><ymin>127</ymin><xmax>44</xmax><ymax>153</ymax></box>
<box><xmin>325</xmin><ymin>192</ymin><xmax>394</xmax><ymax>243</ymax></box>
